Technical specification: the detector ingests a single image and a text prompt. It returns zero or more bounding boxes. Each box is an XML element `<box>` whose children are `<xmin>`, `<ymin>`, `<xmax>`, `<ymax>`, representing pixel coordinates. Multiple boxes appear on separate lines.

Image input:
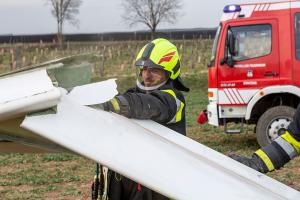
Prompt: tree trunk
<box><xmin>151</xmin><ymin>29</ymin><xmax>156</xmax><ymax>40</ymax></box>
<box><xmin>57</xmin><ymin>21</ymin><xmax>64</xmax><ymax>49</ymax></box>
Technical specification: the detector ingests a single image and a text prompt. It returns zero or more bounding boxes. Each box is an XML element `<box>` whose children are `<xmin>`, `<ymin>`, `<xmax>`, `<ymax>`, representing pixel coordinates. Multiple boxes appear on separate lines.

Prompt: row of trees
<box><xmin>47</xmin><ymin>0</ymin><xmax>181</xmax><ymax>48</ymax></box>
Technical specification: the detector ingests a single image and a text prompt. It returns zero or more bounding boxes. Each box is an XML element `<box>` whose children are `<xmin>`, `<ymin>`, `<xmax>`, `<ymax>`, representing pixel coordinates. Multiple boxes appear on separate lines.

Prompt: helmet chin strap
<box><xmin>136</xmin><ymin>79</ymin><xmax>168</xmax><ymax>91</ymax></box>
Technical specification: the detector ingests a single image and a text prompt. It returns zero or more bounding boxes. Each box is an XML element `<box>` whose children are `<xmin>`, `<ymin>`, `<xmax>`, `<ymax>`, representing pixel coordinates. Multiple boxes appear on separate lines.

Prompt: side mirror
<box><xmin>228</xmin><ymin>33</ymin><xmax>237</xmax><ymax>56</ymax></box>
<box><xmin>220</xmin><ymin>29</ymin><xmax>237</xmax><ymax>67</ymax></box>
<box><xmin>220</xmin><ymin>57</ymin><xmax>234</xmax><ymax>67</ymax></box>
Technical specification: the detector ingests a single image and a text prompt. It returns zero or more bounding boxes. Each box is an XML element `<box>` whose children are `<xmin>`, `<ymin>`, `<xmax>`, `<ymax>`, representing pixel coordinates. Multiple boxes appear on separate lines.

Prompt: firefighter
<box><xmin>229</xmin><ymin>105</ymin><xmax>300</xmax><ymax>173</ymax></box>
<box><xmin>101</xmin><ymin>38</ymin><xmax>189</xmax><ymax>200</ymax></box>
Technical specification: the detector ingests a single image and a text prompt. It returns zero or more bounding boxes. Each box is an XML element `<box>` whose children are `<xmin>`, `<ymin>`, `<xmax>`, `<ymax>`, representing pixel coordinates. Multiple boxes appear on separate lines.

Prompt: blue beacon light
<box><xmin>223</xmin><ymin>4</ymin><xmax>241</xmax><ymax>13</ymax></box>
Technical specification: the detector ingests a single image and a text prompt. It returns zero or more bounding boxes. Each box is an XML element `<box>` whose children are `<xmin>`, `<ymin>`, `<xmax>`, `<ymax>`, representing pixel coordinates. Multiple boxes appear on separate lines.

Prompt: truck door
<box><xmin>292</xmin><ymin>12</ymin><xmax>300</xmax><ymax>86</ymax></box>
<box><xmin>218</xmin><ymin>20</ymin><xmax>279</xmax><ymax>90</ymax></box>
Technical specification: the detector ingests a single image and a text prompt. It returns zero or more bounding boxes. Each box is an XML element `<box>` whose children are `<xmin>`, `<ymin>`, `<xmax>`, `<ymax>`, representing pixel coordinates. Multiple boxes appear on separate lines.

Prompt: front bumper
<box><xmin>207</xmin><ymin>103</ymin><xmax>219</xmax><ymax>126</ymax></box>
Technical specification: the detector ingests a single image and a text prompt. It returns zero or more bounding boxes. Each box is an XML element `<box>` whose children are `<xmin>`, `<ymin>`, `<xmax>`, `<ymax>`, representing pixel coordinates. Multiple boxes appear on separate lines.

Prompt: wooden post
<box><xmin>10</xmin><ymin>49</ymin><xmax>15</xmax><ymax>70</ymax></box>
<box><xmin>32</xmin><ymin>56</ymin><xmax>37</xmax><ymax>64</ymax></box>
<box><xmin>22</xmin><ymin>56</ymin><xmax>26</xmax><ymax>67</ymax></box>
<box><xmin>99</xmin><ymin>45</ymin><xmax>107</xmax><ymax>76</ymax></box>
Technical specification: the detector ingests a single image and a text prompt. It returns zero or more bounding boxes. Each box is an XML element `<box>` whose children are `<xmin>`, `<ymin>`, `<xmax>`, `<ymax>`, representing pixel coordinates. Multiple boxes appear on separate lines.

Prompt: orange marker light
<box><xmin>208</xmin><ymin>91</ymin><xmax>214</xmax><ymax>98</ymax></box>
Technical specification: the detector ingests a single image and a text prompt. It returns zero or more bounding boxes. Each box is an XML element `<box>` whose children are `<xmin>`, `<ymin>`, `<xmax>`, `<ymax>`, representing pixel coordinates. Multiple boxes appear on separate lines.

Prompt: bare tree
<box><xmin>47</xmin><ymin>0</ymin><xmax>82</xmax><ymax>48</ymax></box>
<box><xmin>122</xmin><ymin>0</ymin><xmax>182</xmax><ymax>39</ymax></box>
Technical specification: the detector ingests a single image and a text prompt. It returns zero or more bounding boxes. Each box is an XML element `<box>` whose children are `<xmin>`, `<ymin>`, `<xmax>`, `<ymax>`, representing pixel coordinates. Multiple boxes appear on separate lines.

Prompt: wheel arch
<box><xmin>245</xmin><ymin>85</ymin><xmax>300</xmax><ymax>121</ymax></box>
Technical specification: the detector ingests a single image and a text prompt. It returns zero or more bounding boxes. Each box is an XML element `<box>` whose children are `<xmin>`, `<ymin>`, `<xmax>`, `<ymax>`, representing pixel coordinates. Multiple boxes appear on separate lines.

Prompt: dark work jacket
<box><xmin>108</xmin><ymin>81</ymin><xmax>187</xmax><ymax>200</ymax></box>
<box><xmin>122</xmin><ymin>82</ymin><xmax>186</xmax><ymax>135</ymax></box>
<box><xmin>287</xmin><ymin>104</ymin><xmax>300</xmax><ymax>141</ymax></box>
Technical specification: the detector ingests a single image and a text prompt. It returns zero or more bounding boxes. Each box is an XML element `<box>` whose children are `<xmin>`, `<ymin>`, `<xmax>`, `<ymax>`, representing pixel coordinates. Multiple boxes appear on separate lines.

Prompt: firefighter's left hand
<box><xmin>228</xmin><ymin>153</ymin><xmax>268</xmax><ymax>173</ymax></box>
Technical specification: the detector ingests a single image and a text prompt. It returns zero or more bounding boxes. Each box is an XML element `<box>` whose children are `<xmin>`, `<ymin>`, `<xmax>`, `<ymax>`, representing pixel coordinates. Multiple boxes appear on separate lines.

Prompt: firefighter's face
<box><xmin>141</xmin><ymin>67</ymin><xmax>168</xmax><ymax>87</ymax></box>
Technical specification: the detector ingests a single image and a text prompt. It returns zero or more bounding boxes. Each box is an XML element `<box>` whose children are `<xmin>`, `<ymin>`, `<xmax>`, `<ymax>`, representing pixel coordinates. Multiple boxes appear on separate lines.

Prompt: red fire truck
<box><xmin>198</xmin><ymin>0</ymin><xmax>300</xmax><ymax>147</ymax></box>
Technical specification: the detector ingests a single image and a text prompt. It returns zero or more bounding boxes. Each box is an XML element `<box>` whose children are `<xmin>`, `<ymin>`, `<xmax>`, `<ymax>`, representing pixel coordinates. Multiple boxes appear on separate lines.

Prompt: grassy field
<box><xmin>0</xmin><ymin>40</ymin><xmax>300</xmax><ymax>199</ymax></box>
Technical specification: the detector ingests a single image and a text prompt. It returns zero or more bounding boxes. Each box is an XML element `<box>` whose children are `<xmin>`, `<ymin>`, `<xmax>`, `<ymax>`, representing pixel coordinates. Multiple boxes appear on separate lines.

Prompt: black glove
<box><xmin>101</xmin><ymin>96</ymin><xmax>131</xmax><ymax>118</ymax></box>
<box><xmin>228</xmin><ymin>153</ymin><xmax>268</xmax><ymax>173</ymax></box>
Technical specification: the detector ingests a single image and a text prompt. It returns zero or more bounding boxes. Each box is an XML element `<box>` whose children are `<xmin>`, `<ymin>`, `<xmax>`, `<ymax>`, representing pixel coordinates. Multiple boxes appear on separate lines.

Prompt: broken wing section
<box><xmin>0</xmin><ymin>69</ymin><xmax>61</xmax><ymax>121</ymax></box>
<box><xmin>0</xmin><ymin>69</ymin><xmax>64</xmax><ymax>152</ymax></box>
<box><xmin>67</xmin><ymin>78</ymin><xmax>117</xmax><ymax>106</ymax></box>
<box><xmin>0</xmin><ymin>67</ymin><xmax>117</xmax><ymax>153</ymax></box>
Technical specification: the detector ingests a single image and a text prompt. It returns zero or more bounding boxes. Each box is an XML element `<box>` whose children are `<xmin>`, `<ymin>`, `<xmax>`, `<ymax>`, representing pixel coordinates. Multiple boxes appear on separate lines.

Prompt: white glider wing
<box><xmin>1</xmin><ymin>69</ymin><xmax>300</xmax><ymax>199</ymax></box>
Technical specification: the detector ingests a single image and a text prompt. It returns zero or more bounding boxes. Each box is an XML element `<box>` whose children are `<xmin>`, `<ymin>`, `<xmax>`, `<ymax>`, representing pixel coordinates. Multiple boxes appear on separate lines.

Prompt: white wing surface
<box><xmin>22</xmin><ymin>96</ymin><xmax>300</xmax><ymax>200</ymax></box>
<box><xmin>1</xmin><ymin>69</ymin><xmax>299</xmax><ymax>199</ymax></box>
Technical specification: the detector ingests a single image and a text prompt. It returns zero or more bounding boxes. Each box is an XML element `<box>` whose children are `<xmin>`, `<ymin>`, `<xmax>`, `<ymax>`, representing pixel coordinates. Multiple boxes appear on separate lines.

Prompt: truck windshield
<box><xmin>208</xmin><ymin>25</ymin><xmax>222</xmax><ymax>67</ymax></box>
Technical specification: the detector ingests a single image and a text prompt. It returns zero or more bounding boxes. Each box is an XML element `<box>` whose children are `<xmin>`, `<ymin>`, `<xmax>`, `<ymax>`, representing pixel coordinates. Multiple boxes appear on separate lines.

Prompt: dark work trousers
<box><xmin>108</xmin><ymin>172</ymin><xmax>170</xmax><ymax>200</ymax></box>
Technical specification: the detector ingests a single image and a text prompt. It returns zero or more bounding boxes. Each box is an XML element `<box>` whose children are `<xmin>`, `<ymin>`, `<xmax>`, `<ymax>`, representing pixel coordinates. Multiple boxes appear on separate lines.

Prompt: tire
<box><xmin>256</xmin><ymin>106</ymin><xmax>295</xmax><ymax>147</ymax></box>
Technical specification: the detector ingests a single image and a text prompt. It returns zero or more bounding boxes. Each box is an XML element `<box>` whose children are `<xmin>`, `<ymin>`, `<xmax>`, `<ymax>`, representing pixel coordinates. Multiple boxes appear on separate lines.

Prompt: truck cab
<box><xmin>200</xmin><ymin>1</ymin><xmax>300</xmax><ymax>146</ymax></box>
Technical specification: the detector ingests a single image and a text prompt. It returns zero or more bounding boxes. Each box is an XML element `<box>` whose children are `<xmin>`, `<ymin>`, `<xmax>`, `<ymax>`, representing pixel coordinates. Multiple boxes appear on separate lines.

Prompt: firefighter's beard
<box><xmin>136</xmin><ymin>79</ymin><xmax>168</xmax><ymax>91</ymax></box>
<box><xmin>143</xmin><ymin>77</ymin><xmax>162</xmax><ymax>87</ymax></box>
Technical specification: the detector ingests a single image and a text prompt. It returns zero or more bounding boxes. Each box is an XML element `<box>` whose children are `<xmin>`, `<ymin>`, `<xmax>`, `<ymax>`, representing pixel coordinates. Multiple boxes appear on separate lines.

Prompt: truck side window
<box><xmin>295</xmin><ymin>13</ymin><xmax>300</xmax><ymax>60</ymax></box>
<box><xmin>229</xmin><ymin>25</ymin><xmax>272</xmax><ymax>61</ymax></box>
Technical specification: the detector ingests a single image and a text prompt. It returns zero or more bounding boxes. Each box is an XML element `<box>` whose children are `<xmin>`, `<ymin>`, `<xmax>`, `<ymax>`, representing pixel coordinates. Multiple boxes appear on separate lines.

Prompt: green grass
<box><xmin>0</xmin><ymin>153</ymin><xmax>93</xmax><ymax>199</ymax></box>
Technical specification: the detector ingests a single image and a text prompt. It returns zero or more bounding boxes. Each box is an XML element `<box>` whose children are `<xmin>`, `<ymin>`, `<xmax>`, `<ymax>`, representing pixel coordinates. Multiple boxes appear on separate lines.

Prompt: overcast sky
<box><xmin>0</xmin><ymin>0</ymin><xmax>277</xmax><ymax>35</ymax></box>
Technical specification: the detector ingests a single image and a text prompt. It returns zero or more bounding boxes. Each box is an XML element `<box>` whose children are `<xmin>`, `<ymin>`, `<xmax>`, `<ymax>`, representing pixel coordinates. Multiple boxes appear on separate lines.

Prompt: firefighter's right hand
<box><xmin>101</xmin><ymin>96</ymin><xmax>131</xmax><ymax>118</ymax></box>
<box><xmin>228</xmin><ymin>153</ymin><xmax>268</xmax><ymax>173</ymax></box>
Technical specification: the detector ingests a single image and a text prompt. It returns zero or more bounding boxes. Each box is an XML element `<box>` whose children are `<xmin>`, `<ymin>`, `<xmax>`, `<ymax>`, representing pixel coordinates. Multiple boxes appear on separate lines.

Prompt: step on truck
<box><xmin>198</xmin><ymin>0</ymin><xmax>300</xmax><ymax>147</ymax></box>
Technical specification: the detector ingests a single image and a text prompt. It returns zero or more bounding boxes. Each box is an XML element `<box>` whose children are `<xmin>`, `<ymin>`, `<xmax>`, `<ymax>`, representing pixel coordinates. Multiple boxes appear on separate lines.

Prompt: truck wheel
<box><xmin>256</xmin><ymin>106</ymin><xmax>295</xmax><ymax>147</ymax></box>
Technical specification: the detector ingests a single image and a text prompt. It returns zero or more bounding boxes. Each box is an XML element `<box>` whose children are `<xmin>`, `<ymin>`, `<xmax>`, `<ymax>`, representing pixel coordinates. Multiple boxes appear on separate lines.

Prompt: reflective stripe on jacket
<box><xmin>122</xmin><ymin>82</ymin><xmax>186</xmax><ymax>135</ymax></box>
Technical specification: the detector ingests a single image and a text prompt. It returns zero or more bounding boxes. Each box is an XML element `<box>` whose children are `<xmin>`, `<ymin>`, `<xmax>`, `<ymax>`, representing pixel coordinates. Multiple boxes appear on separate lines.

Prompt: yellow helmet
<box><xmin>135</xmin><ymin>38</ymin><xmax>180</xmax><ymax>80</ymax></box>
